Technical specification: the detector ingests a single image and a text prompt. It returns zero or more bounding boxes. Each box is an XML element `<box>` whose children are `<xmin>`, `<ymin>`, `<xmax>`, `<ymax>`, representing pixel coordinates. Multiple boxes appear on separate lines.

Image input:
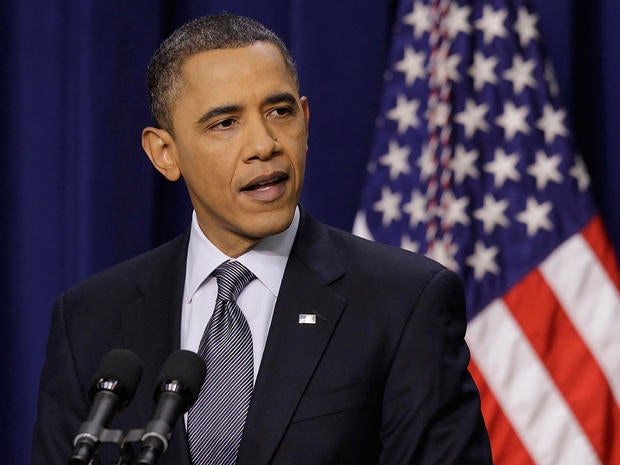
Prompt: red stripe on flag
<box><xmin>504</xmin><ymin>269</ymin><xmax>620</xmax><ymax>464</ymax></box>
<box><xmin>582</xmin><ymin>216</ymin><xmax>620</xmax><ymax>290</ymax></box>
<box><xmin>468</xmin><ymin>358</ymin><xmax>535</xmax><ymax>465</ymax></box>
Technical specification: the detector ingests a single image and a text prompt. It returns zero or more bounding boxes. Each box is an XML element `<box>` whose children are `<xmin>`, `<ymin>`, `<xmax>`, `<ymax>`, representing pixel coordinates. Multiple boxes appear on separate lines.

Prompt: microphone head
<box><xmin>154</xmin><ymin>350</ymin><xmax>206</xmax><ymax>409</ymax></box>
<box><xmin>89</xmin><ymin>349</ymin><xmax>143</xmax><ymax>408</ymax></box>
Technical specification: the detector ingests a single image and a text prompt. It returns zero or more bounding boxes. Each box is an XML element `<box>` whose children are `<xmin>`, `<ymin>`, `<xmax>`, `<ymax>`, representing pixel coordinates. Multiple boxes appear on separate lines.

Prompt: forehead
<box><xmin>178</xmin><ymin>42</ymin><xmax>297</xmax><ymax>104</ymax></box>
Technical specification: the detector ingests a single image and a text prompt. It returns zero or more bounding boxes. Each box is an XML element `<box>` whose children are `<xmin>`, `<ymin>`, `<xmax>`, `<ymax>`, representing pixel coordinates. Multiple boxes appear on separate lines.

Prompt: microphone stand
<box><xmin>110</xmin><ymin>429</ymin><xmax>144</xmax><ymax>465</ymax></box>
<box><xmin>73</xmin><ymin>428</ymin><xmax>145</xmax><ymax>465</ymax></box>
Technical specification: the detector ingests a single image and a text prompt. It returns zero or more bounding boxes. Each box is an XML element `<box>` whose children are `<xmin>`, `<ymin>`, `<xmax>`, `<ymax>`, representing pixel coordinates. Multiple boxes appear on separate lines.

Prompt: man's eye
<box><xmin>211</xmin><ymin>118</ymin><xmax>236</xmax><ymax>130</ymax></box>
<box><xmin>268</xmin><ymin>107</ymin><xmax>293</xmax><ymax>118</ymax></box>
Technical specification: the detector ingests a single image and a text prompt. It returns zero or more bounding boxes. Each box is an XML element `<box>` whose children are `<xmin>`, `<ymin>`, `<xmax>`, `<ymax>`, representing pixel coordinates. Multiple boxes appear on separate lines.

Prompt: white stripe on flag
<box><xmin>540</xmin><ymin>232</ymin><xmax>620</xmax><ymax>404</ymax></box>
<box><xmin>467</xmin><ymin>299</ymin><xmax>600</xmax><ymax>465</ymax></box>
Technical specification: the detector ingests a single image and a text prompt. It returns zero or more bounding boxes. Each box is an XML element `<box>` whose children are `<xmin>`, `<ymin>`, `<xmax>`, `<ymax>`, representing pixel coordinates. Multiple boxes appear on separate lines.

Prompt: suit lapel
<box><xmin>237</xmin><ymin>209</ymin><xmax>347</xmax><ymax>465</ymax></box>
<box><xmin>119</xmin><ymin>232</ymin><xmax>192</xmax><ymax>464</ymax></box>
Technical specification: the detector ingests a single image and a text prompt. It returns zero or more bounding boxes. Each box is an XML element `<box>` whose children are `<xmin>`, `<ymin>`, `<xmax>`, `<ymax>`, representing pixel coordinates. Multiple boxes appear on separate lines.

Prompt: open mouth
<box><xmin>241</xmin><ymin>172</ymin><xmax>289</xmax><ymax>192</ymax></box>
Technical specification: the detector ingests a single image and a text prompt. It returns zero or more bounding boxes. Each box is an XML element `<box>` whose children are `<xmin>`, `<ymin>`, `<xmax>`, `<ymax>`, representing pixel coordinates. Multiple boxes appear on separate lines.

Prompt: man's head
<box><xmin>146</xmin><ymin>14</ymin><xmax>299</xmax><ymax>134</ymax></box>
<box><xmin>141</xmin><ymin>15</ymin><xmax>310</xmax><ymax>258</ymax></box>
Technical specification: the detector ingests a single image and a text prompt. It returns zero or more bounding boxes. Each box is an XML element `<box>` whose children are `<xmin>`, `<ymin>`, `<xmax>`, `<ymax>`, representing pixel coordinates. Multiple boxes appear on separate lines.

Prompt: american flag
<box><xmin>352</xmin><ymin>0</ymin><xmax>620</xmax><ymax>463</ymax></box>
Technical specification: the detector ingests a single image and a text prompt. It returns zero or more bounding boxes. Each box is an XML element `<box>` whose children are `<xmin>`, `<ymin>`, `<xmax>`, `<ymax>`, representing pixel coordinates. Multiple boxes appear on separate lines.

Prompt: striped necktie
<box><xmin>187</xmin><ymin>260</ymin><xmax>256</xmax><ymax>465</ymax></box>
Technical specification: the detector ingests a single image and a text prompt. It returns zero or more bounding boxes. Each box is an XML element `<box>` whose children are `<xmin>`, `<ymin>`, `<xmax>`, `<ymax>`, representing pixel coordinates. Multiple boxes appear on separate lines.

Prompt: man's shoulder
<box><xmin>62</xmin><ymin>232</ymin><xmax>188</xmax><ymax>303</ymax></box>
<box><xmin>297</xmin><ymin>211</ymin><xmax>452</xmax><ymax>291</ymax></box>
<box><xmin>324</xmin><ymin>222</ymin><xmax>444</xmax><ymax>275</ymax></box>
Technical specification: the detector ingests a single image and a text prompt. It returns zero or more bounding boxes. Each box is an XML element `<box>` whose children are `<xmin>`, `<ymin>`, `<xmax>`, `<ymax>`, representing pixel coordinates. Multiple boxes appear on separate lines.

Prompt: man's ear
<box><xmin>300</xmin><ymin>96</ymin><xmax>310</xmax><ymax>149</ymax></box>
<box><xmin>141</xmin><ymin>127</ymin><xmax>181</xmax><ymax>181</ymax></box>
<box><xmin>300</xmin><ymin>96</ymin><xmax>310</xmax><ymax>132</ymax></box>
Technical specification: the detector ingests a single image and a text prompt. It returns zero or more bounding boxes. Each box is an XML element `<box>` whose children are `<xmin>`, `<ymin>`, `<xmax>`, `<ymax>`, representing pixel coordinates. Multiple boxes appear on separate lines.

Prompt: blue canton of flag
<box><xmin>353</xmin><ymin>0</ymin><xmax>594</xmax><ymax>320</ymax></box>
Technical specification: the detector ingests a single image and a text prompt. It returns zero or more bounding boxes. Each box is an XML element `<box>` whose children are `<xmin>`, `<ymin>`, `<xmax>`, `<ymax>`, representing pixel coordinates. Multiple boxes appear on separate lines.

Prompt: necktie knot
<box><xmin>213</xmin><ymin>260</ymin><xmax>256</xmax><ymax>303</ymax></box>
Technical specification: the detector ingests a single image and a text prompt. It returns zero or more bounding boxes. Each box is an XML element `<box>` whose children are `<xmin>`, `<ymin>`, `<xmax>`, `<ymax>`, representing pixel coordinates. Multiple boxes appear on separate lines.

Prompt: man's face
<box><xmin>147</xmin><ymin>42</ymin><xmax>309</xmax><ymax>257</ymax></box>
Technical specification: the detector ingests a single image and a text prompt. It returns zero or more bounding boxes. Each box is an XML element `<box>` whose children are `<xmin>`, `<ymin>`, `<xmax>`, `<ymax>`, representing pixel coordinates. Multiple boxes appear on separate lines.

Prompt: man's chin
<box><xmin>244</xmin><ymin>206</ymin><xmax>297</xmax><ymax>237</ymax></box>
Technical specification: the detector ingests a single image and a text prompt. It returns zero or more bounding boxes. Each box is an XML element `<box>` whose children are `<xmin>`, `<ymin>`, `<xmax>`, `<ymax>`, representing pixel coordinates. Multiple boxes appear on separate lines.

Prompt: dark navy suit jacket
<box><xmin>32</xmin><ymin>208</ymin><xmax>492</xmax><ymax>465</ymax></box>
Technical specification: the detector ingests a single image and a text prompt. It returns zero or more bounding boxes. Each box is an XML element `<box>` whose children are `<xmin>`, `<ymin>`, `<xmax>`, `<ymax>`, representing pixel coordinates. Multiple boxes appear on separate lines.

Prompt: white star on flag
<box><xmin>441</xmin><ymin>191</ymin><xmax>471</xmax><ymax>228</ymax></box>
<box><xmin>466</xmin><ymin>241</ymin><xmax>500</xmax><ymax>280</ymax></box>
<box><xmin>536</xmin><ymin>104</ymin><xmax>568</xmax><ymax>144</ymax></box>
<box><xmin>544</xmin><ymin>59</ymin><xmax>560</xmax><ymax>98</ymax></box>
<box><xmin>431</xmin><ymin>43</ymin><xmax>461</xmax><ymax>84</ymax></box>
<box><xmin>427</xmin><ymin>234</ymin><xmax>459</xmax><ymax>271</ymax></box>
<box><xmin>474</xmin><ymin>194</ymin><xmax>510</xmax><ymax>233</ymax></box>
<box><xmin>454</xmin><ymin>99</ymin><xmax>490</xmax><ymax>138</ymax></box>
<box><xmin>484</xmin><ymin>148</ymin><xmax>521</xmax><ymax>187</ymax></box>
<box><xmin>495</xmin><ymin>101</ymin><xmax>530</xmax><ymax>140</ymax></box>
<box><xmin>416</xmin><ymin>143</ymin><xmax>438</xmax><ymax>180</ymax></box>
<box><xmin>516</xmin><ymin>197</ymin><xmax>553</xmax><ymax>236</ymax></box>
<box><xmin>468</xmin><ymin>52</ymin><xmax>499</xmax><ymax>91</ymax></box>
<box><xmin>379</xmin><ymin>140</ymin><xmax>411</xmax><ymax>180</ymax></box>
<box><xmin>569</xmin><ymin>155</ymin><xmax>591</xmax><ymax>192</ymax></box>
<box><xmin>386</xmin><ymin>94</ymin><xmax>420</xmax><ymax>134</ymax></box>
<box><xmin>450</xmin><ymin>145</ymin><xmax>480</xmax><ymax>184</ymax></box>
<box><xmin>527</xmin><ymin>151</ymin><xmax>563</xmax><ymax>189</ymax></box>
<box><xmin>503</xmin><ymin>55</ymin><xmax>537</xmax><ymax>94</ymax></box>
<box><xmin>403</xmin><ymin>1</ymin><xmax>431</xmax><ymax>39</ymax></box>
<box><xmin>444</xmin><ymin>3</ymin><xmax>472</xmax><ymax>38</ymax></box>
<box><xmin>402</xmin><ymin>189</ymin><xmax>429</xmax><ymax>227</ymax></box>
<box><xmin>427</xmin><ymin>101</ymin><xmax>452</xmax><ymax>128</ymax></box>
<box><xmin>372</xmin><ymin>186</ymin><xmax>402</xmax><ymax>226</ymax></box>
<box><xmin>394</xmin><ymin>46</ymin><xmax>427</xmax><ymax>85</ymax></box>
<box><xmin>474</xmin><ymin>5</ymin><xmax>508</xmax><ymax>44</ymax></box>
<box><xmin>514</xmin><ymin>7</ymin><xmax>540</xmax><ymax>47</ymax></box>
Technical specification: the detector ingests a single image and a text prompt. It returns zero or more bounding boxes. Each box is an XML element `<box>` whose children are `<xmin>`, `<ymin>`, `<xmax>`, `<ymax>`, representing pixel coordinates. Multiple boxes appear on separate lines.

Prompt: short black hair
<box><xmin>146</xmin><ymin>14</ymin><xmax>298</xmax><ymax>133</ymax></box>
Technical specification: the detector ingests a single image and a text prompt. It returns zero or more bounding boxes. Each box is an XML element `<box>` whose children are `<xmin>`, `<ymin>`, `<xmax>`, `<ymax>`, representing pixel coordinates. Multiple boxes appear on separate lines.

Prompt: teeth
<box><xmin>256</xmin><ymin>176</ymin><xmax>282</xmax><ymax>187</ymax></box>
<box><xmin>244</xmin><ymin>174</ymin><xmax>286</xmax><ymax>190</ymax></box>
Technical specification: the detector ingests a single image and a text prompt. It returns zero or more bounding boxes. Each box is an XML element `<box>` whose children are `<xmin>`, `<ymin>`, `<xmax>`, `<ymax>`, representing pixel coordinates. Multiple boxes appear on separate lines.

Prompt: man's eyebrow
<box><xmin>195</xmin><ymin>93</ymin><xmax>298</xmax><ymax>126</ymax></box>
<box><xmin>196</xmin><ymin>104</ymin><xmax>241</xmax><ymax>126</ymax></box>
<box><xmin>263</xmin><ymin>92</ymin><xmax>298</xmax><ymax>106</ymax></box>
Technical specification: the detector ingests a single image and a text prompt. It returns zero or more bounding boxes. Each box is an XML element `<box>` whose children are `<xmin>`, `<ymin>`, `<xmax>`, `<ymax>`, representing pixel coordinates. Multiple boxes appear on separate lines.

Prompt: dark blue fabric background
<box><xmin>2</xmin><ymin>1</ymin><xmax>618</xmax><ymax>462</ymax></box>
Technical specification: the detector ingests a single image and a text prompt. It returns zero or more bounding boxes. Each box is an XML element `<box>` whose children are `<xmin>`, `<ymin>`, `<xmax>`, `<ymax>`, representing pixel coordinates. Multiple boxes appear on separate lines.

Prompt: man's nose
<box><xmin>244</xmin><ymin>117</ymin><xmax>278</xmax><ymax>161</ymax></box>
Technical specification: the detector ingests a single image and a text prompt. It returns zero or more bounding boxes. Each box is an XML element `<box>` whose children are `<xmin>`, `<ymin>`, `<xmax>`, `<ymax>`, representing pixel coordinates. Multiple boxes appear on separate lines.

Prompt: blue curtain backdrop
<box><xmin>1</xmin><ymin>0</ymin><xmax>618</xmax><ymax>462</ymax></box>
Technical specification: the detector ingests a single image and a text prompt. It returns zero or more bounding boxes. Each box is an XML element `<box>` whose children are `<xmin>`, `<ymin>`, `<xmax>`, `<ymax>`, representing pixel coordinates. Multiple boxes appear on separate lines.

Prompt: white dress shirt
<box><xmin>180</xmin><ymin>207</ymin><xmax>300</xmax><ymax>381</ymax></box>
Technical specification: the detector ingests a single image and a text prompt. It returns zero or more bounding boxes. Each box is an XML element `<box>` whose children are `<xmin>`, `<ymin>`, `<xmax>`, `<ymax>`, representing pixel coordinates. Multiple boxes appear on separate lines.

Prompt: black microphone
<box><xmin>69</xmin><ymin>349</ymin><xmax>143</xmax><ymax>465</ymax></box>
<box><xmin>136</xmin><ymin>350</ymin><xmax>206</xmax><ymax>465</ymax></box>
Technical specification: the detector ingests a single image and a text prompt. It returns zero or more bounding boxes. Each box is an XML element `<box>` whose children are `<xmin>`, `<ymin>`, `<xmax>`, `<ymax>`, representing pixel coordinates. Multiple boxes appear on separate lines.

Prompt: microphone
<box><xmin>69</xmin><ymin>349</ymin><xmax>143</xmax><ymax>465</ymax></box>
<box><xmin>136</xmin><ymin>350</ymin><xmax>206</xmax><ymax>465</ymax></box>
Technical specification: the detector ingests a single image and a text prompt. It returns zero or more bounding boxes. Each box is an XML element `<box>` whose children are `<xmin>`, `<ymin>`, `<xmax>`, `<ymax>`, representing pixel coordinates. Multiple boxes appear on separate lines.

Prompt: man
<box><xmin>33</xmin><ymin>14</ymin><xmax>492</xmax><ymax>465</ymax></box>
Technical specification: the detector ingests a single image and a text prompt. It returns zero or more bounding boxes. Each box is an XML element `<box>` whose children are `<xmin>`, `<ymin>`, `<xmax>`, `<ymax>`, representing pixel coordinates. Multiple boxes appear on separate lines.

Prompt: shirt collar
<box><xmin>185</xmin><ymin>207</ymin><xmax>300</xmax><ymax>302</ymax></box>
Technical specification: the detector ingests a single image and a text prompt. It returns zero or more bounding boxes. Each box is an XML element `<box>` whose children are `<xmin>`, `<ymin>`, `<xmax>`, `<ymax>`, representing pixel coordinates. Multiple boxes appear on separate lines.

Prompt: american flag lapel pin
<box><xmin>298</xmin><ymin>313</ymin><xmax>317</xmax><ymax>325</ymax></box>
